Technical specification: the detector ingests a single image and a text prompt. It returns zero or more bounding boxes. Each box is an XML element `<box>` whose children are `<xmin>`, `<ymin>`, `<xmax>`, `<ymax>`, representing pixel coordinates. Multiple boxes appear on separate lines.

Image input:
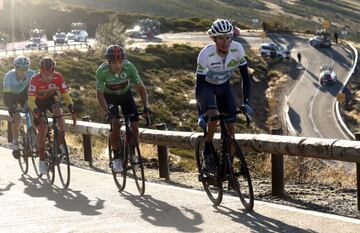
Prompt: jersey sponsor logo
<box><xmin>29</xmin><ymin>85</ymin><xmax>36</xmax><ymax>92</ymax></box>
<box><xmin>105</xmin><ymin>80</ymin><xmax>129</xmax><ymax>91</ymax></box>
<box><xmin>227</xmin><ymin>59</ymin><xmax>238</xmax><ymax>68</ymax></box>
<box><xmin>62</xmin><ymin>83</ymin><xmax>67</xmax><ymax>89</ymax></box>
<box><xmin>197</xmin><ymin>64</ymin><xmax>206</xmax><ymax>71</ymax></box>
<box><xmin>210</xmin><ymin>62</ymin><xmax>221</xmax><ymax>66</ymax></box>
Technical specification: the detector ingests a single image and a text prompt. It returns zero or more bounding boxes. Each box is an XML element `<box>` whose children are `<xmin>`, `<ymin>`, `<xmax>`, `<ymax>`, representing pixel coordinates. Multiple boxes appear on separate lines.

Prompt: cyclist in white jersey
<box><xmin>3</xmin><ymin>56</ymin><xmax>36</xmax><ymax>157</ymax></box>
<box><xmin>196</xmin><ymin>19</ymin><xmax>253</xmax><ymax>172</ymax></box>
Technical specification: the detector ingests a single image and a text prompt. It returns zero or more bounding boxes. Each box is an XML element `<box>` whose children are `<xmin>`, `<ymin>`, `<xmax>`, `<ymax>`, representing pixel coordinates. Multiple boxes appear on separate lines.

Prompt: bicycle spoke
<box><xmin>109</xmin><ymin>138</ymin><xmax>127</xmax><ymax>191</ymax></box>
<box><xmin>56</xmin><ymin>137</ymin><xmax>71</xmax><ymax>189</ymax></box>
<box><xmin>130</xmin><ymin>142</ymin><xmax>145</xmax><ymax>195</ymax></box>
<box><xmin>17</xmin><ymin>129</ymin><xmax>29</xmax><ymax>174</ymax></box>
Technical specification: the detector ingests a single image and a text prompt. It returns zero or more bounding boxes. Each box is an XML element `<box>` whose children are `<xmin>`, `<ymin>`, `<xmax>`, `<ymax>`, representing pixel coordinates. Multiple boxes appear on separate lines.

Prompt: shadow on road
<box><xmin>122</xmin><ymin>192</ymin><xmax>202</xmax><ymax>232</ymax></box>
<box><xmin>0</xmin><ymin>181</ymin><xmax>14</xmax><ymax>196</ymax></box>
<box><xmin>288</xmin><ymin>106</ymin><xmax>302</xmax><ymax>134</ymax></box>
<box><xmin>214</xmin><ymin>205</ymin><xmax>316</xmax><ymax>233</ymax></box>
<box><xmin>19</xmin><ymin>175</ymin><xmax>104</xmax><ymax>215</ymax></box>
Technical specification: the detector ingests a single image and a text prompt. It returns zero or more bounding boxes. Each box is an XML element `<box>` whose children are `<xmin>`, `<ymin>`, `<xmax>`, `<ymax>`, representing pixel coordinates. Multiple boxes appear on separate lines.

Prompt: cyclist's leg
<box><xmin>34</xmin><ymin>98</ymin><xmax>51</xmax><ymax>162</ymax></box>
<box><xmin>104</xmin><ymin>93</ymin><xmax>122</xmax><ymax>157</ymax></box>
<box><xmin>50</xmin><ymin>96</ymin><xmax>66</xmax><ymax>146</ymax></box>
<box><xmin>4</xmin><ymin>92</ymin><xmax>21</xmax><ymax>149</ymax></box>
<box><xmin>196</xmin><ymin>81</ymin><xmax>218</xmax><ymax>172</ymax></box>
<box><xmin>119</xmin><ymin>90</ymin><xmax>139</xmax><ymax>143</ymax></box>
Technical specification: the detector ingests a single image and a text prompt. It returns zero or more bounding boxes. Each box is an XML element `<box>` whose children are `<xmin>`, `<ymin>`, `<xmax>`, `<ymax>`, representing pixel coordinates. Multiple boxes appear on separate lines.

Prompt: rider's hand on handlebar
<box><xmin>68</xmin><ymin>104</ymin><xmax>77</xmax><ymax>126</ymax></box>
<box><xmin>241</xmin><ymin>103</ymin><xmax>254</xmax><ymax>126</ymax></box>
<box><xmin>143</xmin><ymin>106</ymin><xmax>152</xmax><ymax>126</ymax></box>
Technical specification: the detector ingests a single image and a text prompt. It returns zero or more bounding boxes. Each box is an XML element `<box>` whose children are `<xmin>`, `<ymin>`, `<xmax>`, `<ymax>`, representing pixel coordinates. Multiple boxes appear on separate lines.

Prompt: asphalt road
<box><xmin>1</xmin><ymin>147</ymin><xmax>360</xmax><ymax>232</ymax></box>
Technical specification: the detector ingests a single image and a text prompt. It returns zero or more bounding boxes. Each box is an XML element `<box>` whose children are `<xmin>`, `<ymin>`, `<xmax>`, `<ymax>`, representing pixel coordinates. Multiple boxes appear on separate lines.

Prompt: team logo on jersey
<box><xmin>227</xmin><ymin>59</ymin><xmax>238</xmax><ymax>68</ymax></box>
<box><xmin>62</xmin><ymin>83</ymin><xmax>67</xmax><ymax>89</ymax></box>
<box><xmin>29</xmin><ymin>85</ymin><xmax>36</xmax><ymax>92</ymax></box>
<box><xmin>197</xmin><ymin>64</ymin><xmax>206</xmax><ymax>71</ymax></box>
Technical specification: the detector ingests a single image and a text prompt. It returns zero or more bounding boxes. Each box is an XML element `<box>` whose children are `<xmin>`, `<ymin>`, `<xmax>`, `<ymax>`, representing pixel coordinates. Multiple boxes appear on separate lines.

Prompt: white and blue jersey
<box><xmin>196</xmin><ymin>41</ymin><xmax>247</xmax><ymax>85</ymax></box>
<box><xmin>3</xmin><ymin>69</ymin><xmax>36</xmax><ymax>94</ymax></box>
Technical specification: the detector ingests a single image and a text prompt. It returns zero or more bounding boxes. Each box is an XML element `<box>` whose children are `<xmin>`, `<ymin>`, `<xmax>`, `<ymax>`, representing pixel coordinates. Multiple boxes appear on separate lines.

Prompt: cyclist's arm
<box><xmin>134</xmin><ymin>81</ymin><xmax>149</xmax><ymax>108</ymax></box>
<box><xmin>238</xmin><ymin>63</ymin><xmax>251</xmax><ymax>103</ymax></box>
<box><xmin>28</xmin><ymin>81</ymin><xmax>37</xmax><ymax>112</ymax></box>
<box><xmin>96</xmin><ymin>91</ymin><xmax>109</xmax><ymax>114</ymax></box>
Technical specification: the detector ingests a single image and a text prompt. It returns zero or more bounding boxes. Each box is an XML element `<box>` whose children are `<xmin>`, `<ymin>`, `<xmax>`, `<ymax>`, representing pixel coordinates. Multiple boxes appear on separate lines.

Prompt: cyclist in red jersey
<box><xmin>28</xmin><ymin>57</ymin><xmax>76</xmax><ymax>175</ymax></box>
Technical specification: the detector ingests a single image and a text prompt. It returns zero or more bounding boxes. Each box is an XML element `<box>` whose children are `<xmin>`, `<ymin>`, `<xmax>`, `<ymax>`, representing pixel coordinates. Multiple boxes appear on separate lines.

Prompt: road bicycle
<box><xmin>108</xmin><ymin>111</ymin><xmax>150</xmax><ymax>195</ymax></box>
<box><xmin>12</xmin><ymin>109</ymin><xmax>38</xmax><ymax>175</ymax></box>
<box><xmin>41</xmin><ymin>111</ymin><xmax>75</xmax><ymax>189</ymax></box>
<box><xmin>195</xmin><ymin>107</ymin><xmax>254</xmax><ymax>210</ymax></box>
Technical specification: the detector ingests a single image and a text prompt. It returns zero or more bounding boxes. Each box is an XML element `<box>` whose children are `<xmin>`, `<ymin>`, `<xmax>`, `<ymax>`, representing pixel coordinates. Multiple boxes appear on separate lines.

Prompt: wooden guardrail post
<box><xmin>356</xmin><ymin>132</ymin><xmax>360</xmax><ymax>211</ymax></box>
<box><xmin>82</xmin><ymin>116</ymin><xmax>92</xmax><ymax>165</ymax></box>
<box><xmin>156</xmin><ymin>123</ymin><xmax>169</xmax><ymax>180</ymax></box>
<box><xmin>7</xmin><ymin>120</ymin><xmax>13</xmax><ymax>143</ymax></box>
<box><xmin>271</xmin><ymin>127</ymin><xmax>284</xmax><ymax>197</ymax></box>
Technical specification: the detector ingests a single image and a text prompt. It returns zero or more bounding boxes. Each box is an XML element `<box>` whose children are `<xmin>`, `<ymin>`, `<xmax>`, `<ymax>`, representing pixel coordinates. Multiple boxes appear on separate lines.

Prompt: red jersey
<box><xmin>28</xmin><ymin>72</ymin><xmax>69</xmax><ymax>100</ymax></box>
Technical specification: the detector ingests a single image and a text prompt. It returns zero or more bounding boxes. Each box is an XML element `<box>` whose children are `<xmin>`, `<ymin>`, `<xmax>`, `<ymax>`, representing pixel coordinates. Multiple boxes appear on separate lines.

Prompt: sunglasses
<box><xmin>15</xmin><ymin>67</ymin><xmax>28</xmax><ymax>72</ymax></box>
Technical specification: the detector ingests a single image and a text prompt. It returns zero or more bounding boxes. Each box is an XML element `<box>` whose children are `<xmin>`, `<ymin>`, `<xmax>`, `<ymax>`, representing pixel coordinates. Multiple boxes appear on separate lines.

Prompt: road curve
<box><xmin>0</xmin><ymin>147</ymin><xmax>359</xmax><ymax>232</ymax></box>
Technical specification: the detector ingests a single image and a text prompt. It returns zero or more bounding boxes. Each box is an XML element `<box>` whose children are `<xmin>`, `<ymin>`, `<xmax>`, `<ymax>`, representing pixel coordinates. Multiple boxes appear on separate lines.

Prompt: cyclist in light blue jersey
<box><xmin>3</xmin><ymin>56</ymin><xmax>36</xmax><ymax>157</ymax></box>
<box><xmin>196</xmin><ymin>19</ymin><xmax>253</xmax><ymax>173</ymax></box>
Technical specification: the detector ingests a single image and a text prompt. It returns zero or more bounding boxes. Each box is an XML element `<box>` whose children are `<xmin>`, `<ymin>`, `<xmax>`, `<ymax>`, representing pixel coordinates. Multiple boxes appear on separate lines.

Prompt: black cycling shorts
<box><xmin>104</xmin><ymin>89</ymin><xmax>139</xmax><ymax>122</ymax></box>
<box><xmin>5</xmin><ymin>89</ymin><xmax>28</xmax><ymax>117</ymax></box>
<box><xmin>35</xmin><ymin>94</ymin><xmax>61</xmax><ymax>113</ymax></box>
<box><xmin>196</xmin><ymin>78</ymin><xmax>236</xmax><ymax>123</ymax></box>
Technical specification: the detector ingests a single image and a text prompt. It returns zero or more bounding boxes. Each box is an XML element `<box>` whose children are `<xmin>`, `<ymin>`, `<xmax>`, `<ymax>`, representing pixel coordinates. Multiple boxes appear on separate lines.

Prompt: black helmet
<box><xmin>105</xmin><ymin>45</ymin><xmax>126</xmax><ymax>62</ymax></box>
<box><xmin>39</xmin><ymin>57</ymin><xmax>56</xmax><ymax>74</ymax></box>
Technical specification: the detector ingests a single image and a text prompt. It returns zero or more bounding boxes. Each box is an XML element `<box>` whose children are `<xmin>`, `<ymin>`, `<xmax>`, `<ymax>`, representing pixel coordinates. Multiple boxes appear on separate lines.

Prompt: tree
<box><xmin>96</xmin><ymin>15</ymin><xmax>126</xmax><ymax>48</ymax></box>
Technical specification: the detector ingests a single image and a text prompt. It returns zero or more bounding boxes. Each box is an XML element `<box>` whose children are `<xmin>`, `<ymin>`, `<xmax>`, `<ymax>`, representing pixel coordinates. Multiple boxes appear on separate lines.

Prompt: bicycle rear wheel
<box><xmin>128</xmin><ymin>136</ymin><xmax>145</xmax><ymax>195</ymax></box>
<box><xmin>195</xmin><ymin>136</ymin><xmax>223</xmax><ymax>206</ymax></box>
<box><xmin>27</xmin><ymin>127</ymin><xmax>40</xmax><ymax>176</ymax></box>
<box><xmin>56</xmin><ymin>134</ymin><xmax>70</xmax><ymax>189</ymax></box>
<box><xmin>226</xmin><ymin>137</ymin><xmax>254</xmax><ymax>211</ymax></box>
<box><xmin>46</xmin><ymin>150</ymin><xmax>55</xmax><ymax>184</ymax></box>
<box><xmin>17</xmin><ymin>129</ymin><xmax>28</xmax><ymax>174</ymax></box>
<box><xmin>109</xmin><ymin>138</ymin><xmax>127</xmax><ymax>191</ymax></box>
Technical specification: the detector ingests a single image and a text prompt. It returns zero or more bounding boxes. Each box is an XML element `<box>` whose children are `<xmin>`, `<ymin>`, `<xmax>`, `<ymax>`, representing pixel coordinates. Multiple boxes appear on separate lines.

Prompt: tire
<box><xmin>109</xmin><ymin>136</ymin><xmax>127</xmax><ymax>191</ymax></box>
<box><xmin>17</xmin><ymin>129</ymin><xmax>29</xmax><ymax>174</ymax></box>
<box><xmin>195</xmin><ymin>136</ymin><xmax>223</xmax><ymax>206</ymax></box>
<box><xmin>56</xmin><ymin>133</ymin><xmax>70</xmax><ymax>189</ymax></box>
<box><xmin>128</xmin><ymin>135</ymin><xmax>145</xmax><ymax>195</ymax></box>
<box><xmin>226</xmin><ymin>137</ymin><xmax>254</xmax><ymax>211</ymax></box>
<box><xmin>46</xmin><ymin>149</ymin><xmax>55</xmax><ymax>184</ymax></box>
<box><xmin>27</xmin><ymin>127</ymin><xmax>40</xmax><ymax>177</ymax></box>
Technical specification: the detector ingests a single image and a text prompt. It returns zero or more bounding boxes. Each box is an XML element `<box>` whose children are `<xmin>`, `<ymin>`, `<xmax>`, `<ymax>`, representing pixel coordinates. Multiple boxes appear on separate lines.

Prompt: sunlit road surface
<box><xmin>0</xmin><ymin>147</ymin><xmax>359</xmax><ymax>232</ymax></box>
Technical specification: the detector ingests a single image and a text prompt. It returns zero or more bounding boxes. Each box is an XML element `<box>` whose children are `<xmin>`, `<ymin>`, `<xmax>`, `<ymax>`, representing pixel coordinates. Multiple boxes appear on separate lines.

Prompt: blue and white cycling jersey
<box><xmin>3</xmin><ymin>69</ymin><xmax>36</xmax><ymax>94</ymax></box>
<box><xmin>196</xmin><ymin>41</ymin><xmax>247</xmax><ymax>85</ymax></box>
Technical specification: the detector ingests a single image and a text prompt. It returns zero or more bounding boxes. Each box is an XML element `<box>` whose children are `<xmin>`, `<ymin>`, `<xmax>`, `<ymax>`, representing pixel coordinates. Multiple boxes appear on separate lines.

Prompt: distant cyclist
<box><xmin>96</xmin><ymin>45</ymin><xmax>151</xmax><ymax>173</ymax></box>
<box><xmin>3</xmin><ymin>56</ymin><xmax>36</xmax><ymax>158</ymax></box>
<box><xmin>28</xmin><ymin>57</ymin><xmax>76</xmax><ymax>175</ymax></box>
<box><xmin>196</xmin><ymin>19</ymin><xmax>252</xmax><ymax>173</ymax></box>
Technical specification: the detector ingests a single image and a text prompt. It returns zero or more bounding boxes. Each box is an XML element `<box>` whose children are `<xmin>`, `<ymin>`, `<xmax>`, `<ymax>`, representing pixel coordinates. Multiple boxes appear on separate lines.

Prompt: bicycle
<box><xmin>41</xmin><ymin>111</ymin><xmax>75</xmax><ymax>189</ymax></box>
<box><xmin>195</xmin><ymin>107</ymin><xmax>254</xmax><ymax>210</ymax></box>
<box><xmin>11</xmin><ymin>109</ymin><xmax>38</xmax><ymax>176</ymax></box>
<box><xmin>108</xmin><ymin>111</ymin><xmax>150</xmax><ymax>195</ymax></box>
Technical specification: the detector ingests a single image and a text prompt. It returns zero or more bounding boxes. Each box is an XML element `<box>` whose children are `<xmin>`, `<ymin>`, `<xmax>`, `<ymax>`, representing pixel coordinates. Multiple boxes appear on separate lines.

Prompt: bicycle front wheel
<box><xmin>17</xmin><ymin>129</ymin><xmax>29</xmax><ymax>174</ymax></box>
<box><xmin>129</xmin><ymin>138</ymin><xmax>145</xmax><ymax>195</ymax></box>
<box><xmin>55</xmin><ymin>134</ymin><xmax>70</xmax><ymax>189</ymax></box>
<box><xmin>226</xmin><ymin>137</ymin><xmax>254</xmax><ymax>211</ymax></box>
<box><xmin>46</xmin><ymin>150</ymin><xmax>55</xmax><ymax>184</ymax></box>
<box><xmin>195</xmin><ymin>136</ymin><xmax>223</xmax><ymax>206</ymax></box>
<box><xmin>109</xmin><ymin>138</ymin><xmax>127</xmax><ymax>191</ymax></box>
<box><xmin>27</xmin><ymin>127</ymin><xmax>40</xmax><ymax>177</ymax></box>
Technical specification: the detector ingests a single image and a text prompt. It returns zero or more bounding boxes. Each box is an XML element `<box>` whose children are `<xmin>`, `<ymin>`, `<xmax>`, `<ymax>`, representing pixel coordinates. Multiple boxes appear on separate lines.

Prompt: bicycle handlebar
<box><xmin>205</xmin><ymin>107</ymin><xmax>253</xmax><ymax>126</ymax></box>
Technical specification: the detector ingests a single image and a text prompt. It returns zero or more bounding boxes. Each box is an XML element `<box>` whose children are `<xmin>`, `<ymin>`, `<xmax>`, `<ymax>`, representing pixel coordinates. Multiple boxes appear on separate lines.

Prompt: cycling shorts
<box><xmin>6</xmin><ymin>89</ymin><xmax>28</xmax><ymax>117</ymax></box>
<box><xmin>196</xmin><ymin>78</ymin><xmax>236</xmax><ymax>123</ymax></box>
<box><xmin>104</xmin><ymin>89</ymin><xmax>139</xmax><ymax>122</ymax></box>
<box><xmin>35</xmin><ymin>94</ymin><xmax>61</xmax><ymax>113</ymax></box>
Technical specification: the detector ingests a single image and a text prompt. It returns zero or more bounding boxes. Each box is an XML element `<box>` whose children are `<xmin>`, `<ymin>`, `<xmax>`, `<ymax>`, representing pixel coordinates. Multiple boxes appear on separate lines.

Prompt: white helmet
<box><xmin>207</xmin><ymin>19</ymin><xmax>234</xmax><ymax>37</ymax></box>
<box><xmin>13</xmin><ymin>56</ymin><xmax>30</xmax><ymax>68</ymax></box>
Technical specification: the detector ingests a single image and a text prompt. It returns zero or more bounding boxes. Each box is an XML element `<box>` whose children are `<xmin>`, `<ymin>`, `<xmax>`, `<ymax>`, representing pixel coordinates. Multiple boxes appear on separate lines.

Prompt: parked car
<box><xmin>67</xmin><ymin>30</ymin><xmax>88</xmax><ymax>42</ymax></box>
<box><xmin>53</xmin><ymin>32</ymin><xmax>68</xmax><ymax>45</ymax></box>
<box><xmin>259</xmin><ymin>42</ymin><xmax>290</xmax><ymax>60</ymax></box>
<box><xmin>25</xmin><ymin>37</ymin><xmax>48</xmax><ymax>50</ymax></box>
<box><xmin>319</xmin><ymin>64</ymin><xmax>337</xmax><ymax>85</ymax></box>
<box><xmin>310</xmin><ymin>35</ymin><xmax>331</xmax><ymax>48</ymax></box>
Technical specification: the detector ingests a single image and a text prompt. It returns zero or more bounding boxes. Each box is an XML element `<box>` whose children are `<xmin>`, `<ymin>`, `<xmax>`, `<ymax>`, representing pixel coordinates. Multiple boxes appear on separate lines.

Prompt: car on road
<box><xmin>53</xmin><ymin>32</ymin><xmax>68</xmax><ymax>45</ymax></box>
<box><xmin>67</xmin><ymin>30</ymin><xmax>88</xmax><ymax>42</ymax></box>
<box><xmin>25</xmin><ymin>37</ymin><xmax>48</xmax><ymax>50</ymax></box>
<box><xmin>309</xmin><ymin>35</ymin><xmax>331</xmax><ymax>48</ymax></box>
<box><xmin>259</xmin><ymin>42</ymin><xmax>290</xmax><ymax>60</ymax></box>
<box><xmin>319</xmin><ymin>64</ymin><xmax>337</xmax><ymax>85</ymax></box>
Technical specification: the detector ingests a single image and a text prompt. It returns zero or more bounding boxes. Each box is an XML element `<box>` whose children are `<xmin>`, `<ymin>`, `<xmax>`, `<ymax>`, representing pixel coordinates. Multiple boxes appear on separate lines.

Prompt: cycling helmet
<box><xmin>207</xmin><ymin>19</ymin><xmax>234</xmax><ymax>37</ymax></box>
<box><xmin>13</xmin><ymin>56</ymin><xmax>30</xmax><ymax>68</ymax></box>
<box><xmin>105</xmin><ymin>45</ymin><xmax>126</xmax><ymax>62</ymax></box>
<box><xmin>39</xmin><ymin>57</ymin><xmax>56</xmax><ymax>74</ymax></box>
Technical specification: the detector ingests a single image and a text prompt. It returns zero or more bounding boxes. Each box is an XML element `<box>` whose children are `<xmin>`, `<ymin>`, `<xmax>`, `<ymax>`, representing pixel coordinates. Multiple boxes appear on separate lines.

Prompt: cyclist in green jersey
<box><xmin>96</xmin><ymin>45</ymin><xmax>151</xmax><ymax>172</ymax></box>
